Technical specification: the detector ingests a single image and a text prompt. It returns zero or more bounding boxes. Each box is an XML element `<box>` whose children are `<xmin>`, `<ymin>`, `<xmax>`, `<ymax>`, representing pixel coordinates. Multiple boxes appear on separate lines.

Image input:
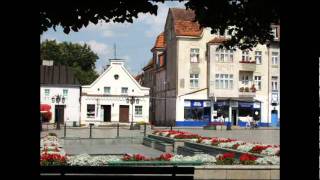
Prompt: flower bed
<box><xmin>152</xmin><ymin>130</ymin><xmax>280</xmax><ymax>157</ymax></box>
<box><xmin>40</xmin><ymin>134</ymin><xmax>68</xmax><ymax>166</ymax></box>
<box><xmin>152</xmin><ymin>130</ymin><xmax>200</xmax><ymax>139</ymax></box>
<box><xmin>62</xmin><ymin>153</ymin><xmax>279</xmax><ymax>166</ymax></box>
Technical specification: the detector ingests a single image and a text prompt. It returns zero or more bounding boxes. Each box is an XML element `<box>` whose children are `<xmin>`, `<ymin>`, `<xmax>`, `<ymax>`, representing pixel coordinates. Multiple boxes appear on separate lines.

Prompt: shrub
<box><xmin>244</xmin><ymin>87</ymin><xmax>250</xmax><ymax>92</ymax></box>
<box><xmin>239</xmin><ymin>87</ymin><xmax>244</xmax><ymax>92</ymax></box>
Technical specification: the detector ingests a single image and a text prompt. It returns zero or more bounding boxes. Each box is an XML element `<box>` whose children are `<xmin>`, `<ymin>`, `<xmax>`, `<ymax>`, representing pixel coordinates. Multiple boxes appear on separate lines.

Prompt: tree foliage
<box><xmin>185</xmin><ymin>0</ymin><xmax>279</xmax><ymax>50</ymax></box>
<box><xmin>40</xmin><ymin>40</ymin><xmax>99</xmax><ymax>85</ymax></box>
<box><xmin>40</xmin><ymin>0</ymin><xmax>279</xmax><ymax>50</ymax></box>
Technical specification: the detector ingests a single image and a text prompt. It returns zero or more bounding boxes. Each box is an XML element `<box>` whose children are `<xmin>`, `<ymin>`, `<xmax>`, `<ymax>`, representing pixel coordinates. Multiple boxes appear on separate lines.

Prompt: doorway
<box><xmin>232</xmin><ymin>109</ymin><xmax>237</xmax><ymax>126</ymax></box>
<box><xmin>271</xmin><ymin>110</ymin><xmax>278</xmax><ymax>127</ymax></box>
<box><xmin>101</xmin><ymin>105</ymin><xmax>111</xmax><ymax>122</ymax></box>
<box><xmin>119</xmin><ymin>105</ymin><xmax>129</xmax><ymax>123</ymax></box>
<box><xmin>54</xmin><ymin>105</ymin><xmax>65</xmax><ymax>124</ymax></box>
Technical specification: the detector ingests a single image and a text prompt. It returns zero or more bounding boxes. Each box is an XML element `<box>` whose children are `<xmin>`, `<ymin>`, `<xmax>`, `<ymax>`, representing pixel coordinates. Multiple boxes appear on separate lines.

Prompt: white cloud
<box><xmin>79</xmin><ymin>40</ymin><xmax>112</xmax><ymax>57</ymax></box>
<box><xmin>136</xmin><ymin>1</ymin><xmax>186</xmax><ymax>37</ymax></box>
<box><xmin>82</xmin><ymin>21</ymin><xmax>131</xmax><ymax>38</ymax></box>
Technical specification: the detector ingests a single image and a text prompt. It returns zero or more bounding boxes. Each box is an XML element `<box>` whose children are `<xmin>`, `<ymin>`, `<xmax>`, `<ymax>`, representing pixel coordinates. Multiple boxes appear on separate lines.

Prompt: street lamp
<box><xmin>126</xmin><ymin>96</ymin><xmax>139</xmax><ymax>130</ymax></box>
<box><xmin>52</xmin><ymin>94</ymin><xmax>65</xmax><ymax>130</ymax></box>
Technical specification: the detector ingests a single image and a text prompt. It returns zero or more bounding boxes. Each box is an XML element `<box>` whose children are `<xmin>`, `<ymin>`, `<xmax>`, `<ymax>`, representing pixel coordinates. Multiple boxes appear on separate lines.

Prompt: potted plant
<box><xmin>250</xmin><ymin>84</ymin><xmax>256</xmax><ymax>92</ymax></box>
<box><xmin>244</xmin><ymin>87</ymin><xmax>250</xmax><ymax>92</ymax></box>
<box><xmin>239</xmin><ymin>87</ymin><xmax>244</xmax><ymax>92</ymax></box>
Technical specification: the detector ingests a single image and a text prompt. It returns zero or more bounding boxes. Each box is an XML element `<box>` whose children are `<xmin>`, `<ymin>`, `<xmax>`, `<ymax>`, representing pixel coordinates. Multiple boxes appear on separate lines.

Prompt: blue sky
<box><xmin>40</xmin><ymin>1</ymin><xmax>186</xmax><ymax>76</ymax></box>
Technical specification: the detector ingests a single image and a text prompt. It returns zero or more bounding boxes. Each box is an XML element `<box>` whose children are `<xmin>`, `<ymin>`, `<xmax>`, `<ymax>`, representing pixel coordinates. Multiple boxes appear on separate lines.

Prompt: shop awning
<box><xmin>40</xmin><ymin>104</ymin><xmax>51</xmax><ymax>112</ymax></box>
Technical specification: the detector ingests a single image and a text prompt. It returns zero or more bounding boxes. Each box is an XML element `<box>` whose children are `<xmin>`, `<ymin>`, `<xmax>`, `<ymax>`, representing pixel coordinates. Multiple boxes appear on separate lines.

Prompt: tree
<box><xmin>40</xmin><ymin>40</ymin><xmax>99</xmax><ymax>85</ymax></box>
<box><xmin>40</xmin><ymin>0</ymin><xmax>279</xmax><ymax>50</ymax></box>
<box><xmin>185</xmin><ymin>0</ymin><xmax>279</xmax><ymax>50</ymax></box>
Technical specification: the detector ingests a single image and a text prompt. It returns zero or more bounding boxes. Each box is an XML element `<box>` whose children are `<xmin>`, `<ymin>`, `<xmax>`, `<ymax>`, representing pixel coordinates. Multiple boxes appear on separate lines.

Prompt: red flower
<box><xmin>239</xmin><ymin>153</ymin><xmax>257</xmax><ymax>165</ymax></box>
<box><xmin>240</xmin><ymin>153</ymin><xmax>257</xmax><ymax>161</ymax></box>
<box><xmin>249</xmin><ymin>145</ymin><xmax>271</xmax><ymax>154</ymax></box>
<box><xmin>158</xmin><ymin>153</ymin><xmax>173</xmax><ymax>161</ymax></box>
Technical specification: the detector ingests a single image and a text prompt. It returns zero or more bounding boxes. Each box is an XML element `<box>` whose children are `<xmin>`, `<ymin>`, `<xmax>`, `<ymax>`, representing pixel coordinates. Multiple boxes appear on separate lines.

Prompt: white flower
<box><xmin>237</xmin><ymin>143</ymin><xmax>255</xmax><ymax>152</ymax></box>
<box><xmin>256</xmin><ymin>156</ymin><xmax>280</xmax><ymax>165</ymax></box>
<box><xmin>261</xmin><ymin>147</ymin><xmax>280</xmax><ymax>156</ymax></box>
<box><xmin>170</xmin><ymin>154</ymin><xmax>216</xmax><ymax>164</ymax></box>
<box><xmin>201</xmin><ymin>139</ymin><xmax>212</xmax><ymax>145</ymax></box>
<box><xmin>161</xmin><ymin>132</ymin><xmax>169</xmax><ymax>137</ymax></box>
<box><xmin>218</xmin><ymin>141</ymin><xmax>243</xmax><ymax>148</ymax></box>
<box><xmin>67</xmin><ymin>154</ymin><xmax>122</xmax><ymax>166</ymax></box>
<box><xmin>169</xmin><ymin>134</ymin><xmax>176</xmax><ymax>138</ymax></box>
<box><xmin>187</xmin><ymin>138</ymin><xmax>199</xmax><ymax>143</ymax></box>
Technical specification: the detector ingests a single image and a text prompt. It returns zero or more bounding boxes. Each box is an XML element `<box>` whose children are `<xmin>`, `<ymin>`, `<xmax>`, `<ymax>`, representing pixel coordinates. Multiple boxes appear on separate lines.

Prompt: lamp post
<box><xmin>126</xmin><ymin>96</ymin><xmax>139</xmax><ymax>130</ymax></box>
<box><xmin>52</xmin><ymin>94</ymin><xmax>65</xmax><ymax>130</ymax></box>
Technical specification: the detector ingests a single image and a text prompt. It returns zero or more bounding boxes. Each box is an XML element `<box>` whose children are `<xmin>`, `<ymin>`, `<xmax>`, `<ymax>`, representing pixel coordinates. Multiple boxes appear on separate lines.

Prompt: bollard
<box><xmin>144</xmin><ymin>123</ymin><xmax>146</xmax><ymax>137</ymax></box>
<box><xmin>117</xmin><ymin>123</ymin><xmax>120</xmax><ymax>138</ymax></box>
<box><xmin>64</xmin><ymin>123</ymin><xmax>66</xmax><ymax>138</ymax></box>
<box><xmin>89</xmin><ymin>123</ymin><xmax>94</xmax><ymax>138</ymax></box>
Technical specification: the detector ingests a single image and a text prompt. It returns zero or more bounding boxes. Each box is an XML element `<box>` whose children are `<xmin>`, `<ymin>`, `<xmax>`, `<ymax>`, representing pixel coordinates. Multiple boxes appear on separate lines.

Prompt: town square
<box><xmin>40</xmin><ymin>1</ymin><xmax>280</xmax><ymax>179</ymax></box>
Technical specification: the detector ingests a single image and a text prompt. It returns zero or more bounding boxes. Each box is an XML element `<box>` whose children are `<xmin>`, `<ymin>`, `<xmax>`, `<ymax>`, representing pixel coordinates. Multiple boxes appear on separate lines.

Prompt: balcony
<box><xmin>238</xmin><ymin>85</ymin><xmax>256</xmax><ymax>98</ymax></box>
<box><xmin>239</xmin><ymin>61</ymin><xmax>256</xmax><ymax>71</ymax></box>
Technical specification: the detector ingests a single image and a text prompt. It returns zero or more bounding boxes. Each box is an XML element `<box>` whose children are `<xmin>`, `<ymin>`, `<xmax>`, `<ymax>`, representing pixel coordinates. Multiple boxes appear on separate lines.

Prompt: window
<box><xmin>121</xmin><ymin>87</ymin><xmax>128</xmax><ymax>94</ymax></box>
<box><xmin>272</xmin><ymin>76</ymin><xmax>278</xmax><ymax>91</ymax></box>
<box><xmin>215</xmin><ymin>74</ymin><xmax>233</xmax><ymax>89</ymax></box>
<box><xmin>87</xmin><ymin>104</ymin><xmax>95</xmax><ymax>118</ymax></box>
<box><xmin>216</xmin><ymin>48</ymin><xmax>234</xmax><ymax>62</ymax></box>
<box><xmin>254</xmin><ymin>76</ymin><xmax>262</xmax><ymax>90</ymax></box>
<box><xmin>190</xmin><ymin>74</ymin><xmax>199</xmax><ymax>88</ymax></box>
<box><xmin>255</xmin><ymin>51</ymin><xmax>262</xmax><ymax>64</ymax></box>
<box><xmin>44</xmin><ymin>89</ymin><xmax>50</xmax><ymax>97</ymax></box>
<box><xmin>104</xmin><ymin>87</ymin><xmax>110</xmax><ymax>94</ymax></box>
<box><xmin>272</xmin><ymin>52</ymin><xmax>279</xmax><ymax>65</ymax></box>
<box><xmin>190</xmin><ymin>48</ymin><xmax>200</xmax><ymax>63</ymax></box>
<box><xmin>63</xmin><ymin>89</ymin><xmax>68</xmax><ymax>97</ymax></box>
<box><xmin>272</xmin><ymin>27</ymin><xmax>279</xmax><ymax>39</ymax></box>
<box><xmin>241</xmin><ymin>74</ymin><xmax>250</xmax><ymax>85</ymax></box>
<box><xmin>135</xmin><ymin>106</ymin><xmax>142</xmax><ymax>116</ymax></box>
<box><xmin>242</xmin><ymin>50</ymin><xmax>250</xmax><ymax>62</ymax></box>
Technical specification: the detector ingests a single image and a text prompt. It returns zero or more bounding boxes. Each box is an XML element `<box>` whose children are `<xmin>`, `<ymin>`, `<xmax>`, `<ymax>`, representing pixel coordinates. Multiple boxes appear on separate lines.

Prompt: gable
<box><xmin>82</xmin><ymin>63</ymin><xmax>149</xmax><ymax>96</ymax></box>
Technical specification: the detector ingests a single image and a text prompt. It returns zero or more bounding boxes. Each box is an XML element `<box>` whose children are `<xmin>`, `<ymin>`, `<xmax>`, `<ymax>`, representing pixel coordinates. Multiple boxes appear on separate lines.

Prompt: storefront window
<box><xmin>87</xmin><ymin>104</ymin><xmax>95</xmax><ymax>118</ymax></box>
<box><xmin>238</xmin><ymin>108</ymin><xmax>252</xmax><ymax>117</ymax></box>
<box><xmin>184</xmin><ymin>100</ymin><xmax>211</xmax><ymax>121</ymax></box>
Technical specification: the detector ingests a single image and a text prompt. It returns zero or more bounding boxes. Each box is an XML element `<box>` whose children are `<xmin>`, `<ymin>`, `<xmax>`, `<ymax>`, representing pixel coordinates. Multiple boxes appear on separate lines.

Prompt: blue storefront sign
<box><xmin>191</xmin><ymin>100</ymin><xmax>203</xmax><ymax>107</ymax></box>
<box><xmin>238</xmin><ymin>102</ymin><xmax>253</xmax><ymax>108</ymax></box>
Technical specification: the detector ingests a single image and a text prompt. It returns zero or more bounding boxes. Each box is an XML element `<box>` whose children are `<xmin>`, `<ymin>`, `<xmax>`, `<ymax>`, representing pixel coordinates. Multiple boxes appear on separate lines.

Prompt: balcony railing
<box><xmin>239</xmin><ymin>60</ymin><xmax>256</xmax><ymax>71</ymax></box>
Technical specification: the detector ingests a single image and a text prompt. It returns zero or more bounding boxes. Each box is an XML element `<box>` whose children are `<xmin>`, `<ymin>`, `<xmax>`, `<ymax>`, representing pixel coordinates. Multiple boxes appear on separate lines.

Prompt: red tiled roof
<box><xmin>153</xmin><ymin>32</ymin><xmax>165</xmax><ymax>49</ymax></box>
<box><xmin>208</xmin><ymin>37</ymin><xmax>229</xmax><ymax>44</ymax></box>
<box><xmin>170</xmin><ymin>8</ymin><xmax>203</xmax><ymax>37</ymax></box>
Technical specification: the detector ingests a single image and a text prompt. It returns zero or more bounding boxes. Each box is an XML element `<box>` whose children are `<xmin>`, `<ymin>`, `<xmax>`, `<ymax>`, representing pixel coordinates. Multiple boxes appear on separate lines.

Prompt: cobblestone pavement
<box><xmin>62</xmin><ymin>140</ymin><xmax>163</xmax><ymax>157</ymax></box>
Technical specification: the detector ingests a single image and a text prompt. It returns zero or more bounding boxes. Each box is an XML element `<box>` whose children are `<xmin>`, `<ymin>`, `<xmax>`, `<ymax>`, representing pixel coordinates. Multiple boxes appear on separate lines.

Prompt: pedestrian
<box><xmin>246</xmin><ymin>115</ymin><xmax>251</xmax><ymax>129</ymax></box>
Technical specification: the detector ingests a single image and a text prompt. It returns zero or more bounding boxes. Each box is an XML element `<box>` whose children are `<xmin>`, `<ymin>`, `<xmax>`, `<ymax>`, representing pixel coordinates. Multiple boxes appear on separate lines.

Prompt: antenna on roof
<box><xmin>114</xmin><ymin>43</ymin><xmax>117</xmax><ymax>59</ymax></box>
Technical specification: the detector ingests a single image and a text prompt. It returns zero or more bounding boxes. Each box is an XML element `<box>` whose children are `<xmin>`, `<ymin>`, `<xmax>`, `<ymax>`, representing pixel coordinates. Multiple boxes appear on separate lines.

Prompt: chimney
<box><xmin>42</xmin><ymin>60</ymin><xmax>54</xmax><ymax>66</ymax></box>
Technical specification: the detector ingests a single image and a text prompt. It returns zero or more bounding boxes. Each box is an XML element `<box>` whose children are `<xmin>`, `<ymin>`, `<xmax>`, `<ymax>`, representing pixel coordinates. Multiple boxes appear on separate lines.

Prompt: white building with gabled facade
<box><xmin>80</xmin><ymin>59</ymin><xmax>150</xmax><ymax>125</ymax></box>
